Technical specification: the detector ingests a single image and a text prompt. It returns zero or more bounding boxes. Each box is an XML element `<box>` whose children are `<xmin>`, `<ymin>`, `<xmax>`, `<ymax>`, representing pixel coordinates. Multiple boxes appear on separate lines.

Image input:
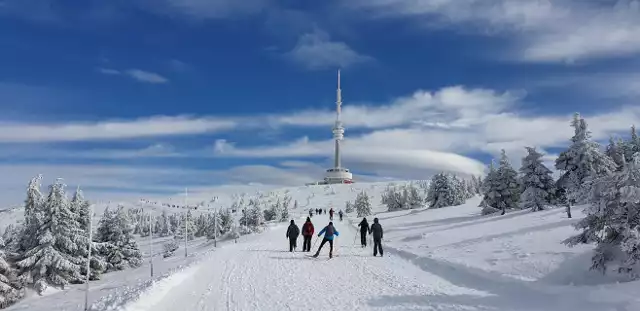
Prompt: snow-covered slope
<box><xmin>6</xmin><ymin>181</ymin><xmax>640</xmax><ymax>310</ymax></box>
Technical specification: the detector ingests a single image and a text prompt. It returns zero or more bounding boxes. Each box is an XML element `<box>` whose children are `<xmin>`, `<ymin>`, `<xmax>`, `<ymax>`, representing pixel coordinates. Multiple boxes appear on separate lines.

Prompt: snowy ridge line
<box><xmin>88</xmin><ymin>248</ymin><xmax>215</xmax><ymax>311</ymax></box>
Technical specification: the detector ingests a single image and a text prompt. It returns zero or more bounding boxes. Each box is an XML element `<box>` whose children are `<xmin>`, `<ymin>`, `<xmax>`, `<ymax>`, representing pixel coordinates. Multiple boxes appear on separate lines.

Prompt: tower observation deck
<box><xmin>323</xmin><ymin>70</ymin><xmax>353</xmax><ymax>184</ymax></box>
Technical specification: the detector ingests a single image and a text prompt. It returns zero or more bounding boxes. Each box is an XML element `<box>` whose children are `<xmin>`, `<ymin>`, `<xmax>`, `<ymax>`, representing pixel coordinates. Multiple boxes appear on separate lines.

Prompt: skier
<box><xmin>301</xmin><ymin>217</ymin><xmax>314</xmax><ymax>252</ymax></box>
<box><xmin>338</xmin><ymin>210</ymin><xmax>343</xmax><ymax>221</ymax></box>
<box><xmin>369</xmin><ymin>218</ymin><xmax>383</xmax><ymax>257</ymax></box>
<box><xmin>329</xmin><ymin>208</ymin><xmax>334</xmax><ymax>220</ymax></box>
<box><xmin>313</xmin><ymin>221</ymin><xmax>340</xmax><ymax>258</ymax></box>
<box><xmin>286</xmin><ymin>219</ymin><xmax>300</xmax><ymax>252</ymax></box>
<box><xmin>358</xmin><ymin>218</ymin><xmax>369</xmax><ymax>247</ymax></box>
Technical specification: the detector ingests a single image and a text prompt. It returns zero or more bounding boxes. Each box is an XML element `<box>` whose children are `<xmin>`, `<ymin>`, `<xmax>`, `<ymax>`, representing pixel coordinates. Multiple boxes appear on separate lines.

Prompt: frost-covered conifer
<box><xmin>480</xmin><ymin>161</ymin><xmax>502</xmax><ymax>215</ymax></box>
<box><xmin>70</xmin><ymin>188</ymin><xmax>91</xmax><ymax>233</ymax></box>
<box><xmin>381</xmin><ymin>185</ymin><xmax>403</xmax><ymax>211</ymax></box>
<box><xmin>345</xmin><ymin>201</ymin><xmax>354</xmax><ymax>213</ymax></box>
<box><xmin>495</xmin><ymin>150</ymin><xmax>521</xmax><ymax>214</ymax></box>
<box><xmin>0</xmin><ymin>237</ymin><xmax>23</xmax><ymax>308</ymax></box>
<box><xmin>220</xmin><ymin>209</ymin><xmax>233</xmax><ymax>234</ymax></box>
<box><xmin>155</xmin><ymin>210</ymin><xmax>171</xmax><ymax>237</ymax></box>
<box><xmin>95</xmin><ymin>206</ymin><xmax>142</xmax><ymax>271</ymax></box>
<box><xmin>355</xmin><ymin>191</ymin><xmax>372</xmax><ymax>217</ymax></box>
<box><xmin>606</xmin><ymin>136</ymin><xmax>626</xmax><ymax>171</ymax></box>
<box><xmin>17</xmin><ymin>179</ymin><xmax>86</xmax><ymax>293</ymax></box>
<box><xmin>519</xmin><ymin>147</ymin><xmax>556</xmax><ymax>211</ymax></box>
<box><xmin>556</xmin><ymin>114</ymin><xmax>616</xmax><ymax>206</ymax></box>
<box><xmin>174</xmin><ymin>210</ymin><xmax>196</xmax><ymax>241</ymax></box>
<box><xmin>564</xmin><ymin>154</ymin><xmax>640</xmax><ymax>276</ymax></box>
<box><xmin>20</xmin><ymin>175</ymin><xmax>44</xmax><ymax>252</ymax></box>
<box><xmin>426</xmin><ymin>173</ymin><xmax>464</xmax><ymax>208</ymax></box>
<box><xmin>206</xmin><ymin>211</ymin><xmax>223</xmax><ymax>240</ymax></box>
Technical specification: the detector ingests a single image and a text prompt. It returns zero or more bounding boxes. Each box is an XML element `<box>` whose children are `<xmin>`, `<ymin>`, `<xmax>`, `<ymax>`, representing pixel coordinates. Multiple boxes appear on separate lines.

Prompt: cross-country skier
<box><xmin>369</xmin><ymin>218</ymin><xmax>383</xmax><ymax>256</ymax></box>
<box><xmin>329</xmin><ymin>208</ymin><xmax>334</xmax><ymax>220</ymax></box>
<box><xmin>301</xmin><ymin>217</ymin><xmax>314</xmax><ymax>252</ymax></box>
<box><xmin>286</xmin><ymin>220</ymin><xmax>300</xmax><ymax>252</ymax></box>
<box><xmin>358</xmin><ymin>218</ymin><xmax>369</xmax><ymax>247</ymax></box>
<box><xmin>338</xmin><ymin>210</ymin><xmax>343</xmax><ymax>221</ymax></box>
<box><xmin>312</xmin><ymin>221</ymin><xmax>340</xmax><ymax>258</ymax></box>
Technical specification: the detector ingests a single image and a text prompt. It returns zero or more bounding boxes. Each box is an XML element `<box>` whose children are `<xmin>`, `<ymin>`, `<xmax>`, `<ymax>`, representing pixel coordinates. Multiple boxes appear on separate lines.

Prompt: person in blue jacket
<box><xmin>312</xmin><ymin>221</ymin><xmax>339</xmax><ymax>258</ymax></box>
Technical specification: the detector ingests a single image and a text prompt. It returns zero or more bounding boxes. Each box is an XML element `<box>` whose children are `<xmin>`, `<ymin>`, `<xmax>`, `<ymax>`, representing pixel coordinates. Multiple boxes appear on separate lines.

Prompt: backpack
<box><xmin>325</xmin><ymin>225</ymin><xmax>334</xmax><ymax>236</ymax></box>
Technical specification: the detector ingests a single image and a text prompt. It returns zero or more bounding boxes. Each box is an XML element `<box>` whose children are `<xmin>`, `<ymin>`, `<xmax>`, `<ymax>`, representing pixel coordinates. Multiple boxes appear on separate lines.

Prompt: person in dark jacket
<box><xmin>338</xmin><ymin>210</ymin><xmax>343</xmax><ymax>221</ymax></box>
<box><xmin>286</xmin><ymin>220</ymin><xmax>300</xmax><ymax>252</ymax></box>
<box><xmin>309</xmin><ymin>209</ymin><xmax>313</xmax><ymax>218</ymax></box>
<box><xmin>369</xmin><ymin>218</ymin><xmax>383</xmax><ymax>256</ymax></box>
<box><xmin>329</xmin><ymin>208</ymin><xmax>334</xmax><ymax>220</ymax></box>
<box><xmin>312</xmin><ymin>222</ymin><xmax>340</xmax><ymax>258</ymax></box>
<box><xmin>301</xmin><ymin>217</ymin><xmax>315</xmax><ymax>252</ymax></box>
<box><xmin>358</xmin><ymin>218</ymin><xmax>369</xmax><ymax>247</ymax></box>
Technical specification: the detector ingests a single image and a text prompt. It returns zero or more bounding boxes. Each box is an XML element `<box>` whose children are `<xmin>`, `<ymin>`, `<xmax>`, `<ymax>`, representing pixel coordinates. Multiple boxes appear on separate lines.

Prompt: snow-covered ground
<box><xmin>6</xmin><ymin>181</ymin><xmax>640</xmax><ymax>310</ymax></box>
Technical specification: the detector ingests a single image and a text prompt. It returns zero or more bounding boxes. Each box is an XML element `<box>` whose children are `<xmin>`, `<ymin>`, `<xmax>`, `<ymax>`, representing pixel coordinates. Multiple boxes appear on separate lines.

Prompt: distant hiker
<box><xmin>286</xmin><ymin>220</ymin><xmax>300</xmax><ymax>252</ymax></box>
<box><xmin>358</xmin><ymin>218</ymin><xmax>370</xmax><ymax>247</ymax></box>
<box><xmin>369</xmin><ymin>218</ymin><xmax>383</xmax><ymax>257</ymax></box>
<box><xmin>338</xmin><ymin>210</ymin><xmax>343</xmax><ymax>221</ymax></box>
<box><xmin>316</xmin><ymin>208</ymin><xmax>319</xmax><ymax>215</ymax></box>
<box><xmin>301</xmin><ymin>217</ymin><xmax>315</xmax><ymax>252</ymax></box>
<box><xmin>309</xmin><ymin>209</ymin><xmax>313</xmax><ymax>218</ymax></box>
<box><xmin>329</xmin><ymin>208</ymin><xmax>335</xmax><ymax>220</ymax></box>
<box><xmin>313</xmin><ymin>221</ymin><xmax>340</xmax><ymax>258</ymax></box>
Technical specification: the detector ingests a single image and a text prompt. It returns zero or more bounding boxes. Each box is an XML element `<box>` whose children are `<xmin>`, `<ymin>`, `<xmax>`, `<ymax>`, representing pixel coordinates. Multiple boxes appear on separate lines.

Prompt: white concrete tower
<box><xmin>324</xmin><ymin>69</ymin><xmax>353</xmax><ymax>184</ymax></box>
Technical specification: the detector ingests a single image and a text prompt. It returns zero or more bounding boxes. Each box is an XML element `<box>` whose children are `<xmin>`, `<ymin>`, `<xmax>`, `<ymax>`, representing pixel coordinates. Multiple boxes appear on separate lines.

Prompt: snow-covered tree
<box><xmin>495</xmin><ymin>150</ymin><xmax>521</xmax><ymax>214</ymax></box>
<box><xmin>0</xmin><ymin>236</ymin><xmax>23</xmax><ymax>308</ymax></box>
<box><xmin>155</xmin><ymin>210</ymin><xmax>172</xmax><ymax>237</ymax></box>
<box><xmin>520</xmin><ymin>147</ymin><xmax>556</xmax><ymax>212</ymax></box>
<box><xmin>556</xmin><ymin>113</ymin><xmax>617</xmax><ymax>208</ymax></box>
<box><xmin>381</xmin><ymin>185</ymin><xmax>404</xmax><ymax>211</ymax></box>
<box><xmin>606</xmin><ymin>136</ymin><xmax>626</xmax><ymax>171</ymax></box>
<box><xmin>564</xmin><ymin>154</ymin><xmax>640</xmax><ymax>276</ymax></box>
<box><xmin>480</xmin><ymin>161</ymin><xmax>502</xmax><ymax>215</ymax></box>
<box><xmin>17</xmin><ymin>179</ymin><xmax>87</xmax><ymax>293</ymax></box>
<box><xmin>280</xmin><ymin>200</ymin><xmax>290</xmax><ymax>222</ymax></box>
<box><xmin>345</xmin><ymin>201</ymin><xmax>354</xmax><ymax>213</ymax></box>
<box><xmin>70</xmin><ymin>188</ymin><xmax>91</xmax><ymax>233</ymax></box>
<box><xmin>220</xmin><ymin>209</ymin><xmax>233</xmax><ymax>234</ymax></box>
<box><xmin>621</xmin><ymin>125</ymin><xmax>640</xmax><ymax>161</ymax></box>
<box><xmin>174</xmin><ymin>210</ymin><xmax>196</xmax><ymax>241</ymax></box>
<box><xmin>355</xmin><ymin>191</ymin><xmax>372</xmax><ymax>217</ymax></box>
<box><xmin>95</xmin><ymin>206</ymin><xmax>142</xmax><ymax>272</ymax></box>
<box><xmin>20</xmin><ymin>175</ymin><xmax>44</xmax><ymax>252</ymax></box>
<box><xmin>426</xmin><ymin>173</ymin><xmax>465</xmax><ymax>208</ymax></box>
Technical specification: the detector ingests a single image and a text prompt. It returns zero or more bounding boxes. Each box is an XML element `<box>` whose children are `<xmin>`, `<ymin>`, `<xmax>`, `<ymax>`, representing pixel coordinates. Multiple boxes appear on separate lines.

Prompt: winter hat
<box><xmin>290</xmin><ymin>219</ymin><xmax>295</xmax><ymax>224</ymax></box>
<box><xmin>374</xmin><ymin>218</ymin><xmax>379</xmax><ymax>223</ymax></box>
<box><xmin>329</xmin><ymin>222</ymin><xmax>333</xmax><ymax>226</ymax></box>
<box><xmin>306</xmin><ymin>217</ymin><xmax>311</xmax><ymax>222</ymax></box>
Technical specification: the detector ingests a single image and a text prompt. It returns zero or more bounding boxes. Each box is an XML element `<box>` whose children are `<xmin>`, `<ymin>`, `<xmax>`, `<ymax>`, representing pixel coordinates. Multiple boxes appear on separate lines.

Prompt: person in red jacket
<box><xmin>301</xmin><ymin>217</ymin><xmax>315</xmax><ymax>252</ymax></box>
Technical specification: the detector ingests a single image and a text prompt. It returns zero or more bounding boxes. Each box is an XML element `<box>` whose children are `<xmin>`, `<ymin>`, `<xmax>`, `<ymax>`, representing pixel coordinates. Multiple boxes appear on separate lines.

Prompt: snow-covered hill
<box><xmin>6</xmin><ymin>180</ymin><xmax>640</xmax><ymax>310</ymax></box>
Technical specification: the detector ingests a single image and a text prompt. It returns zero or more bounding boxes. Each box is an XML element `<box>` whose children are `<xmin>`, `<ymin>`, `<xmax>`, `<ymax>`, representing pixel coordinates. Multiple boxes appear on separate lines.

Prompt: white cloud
<box><xmin>0</xmin><ymin>116</ymin><xmax>236</xmax><ymax>142</ymax></box>
<box><xmin>125</xmin><ymin>69</ymin><xmax>169</xmax><ymax>84</ymax></box>
<box><xmin>345</xmin><ymin>0</ymin><xmax>640</xmax><ymax>63</ymax></box>
<box><xmin>97</xmin><ymin>67</ymin><xmax>121</xmax><ymax>75</ymax></box>
<box><xmin>285</xmin><ymin>29</ymin><xmax>373</xmax><ymax>70</ymax></box>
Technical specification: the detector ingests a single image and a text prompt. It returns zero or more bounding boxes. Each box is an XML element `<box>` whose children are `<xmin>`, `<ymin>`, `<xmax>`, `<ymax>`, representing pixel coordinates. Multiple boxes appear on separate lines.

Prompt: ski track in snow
<box><xmin>122</xmin><ymin>214</ymin><xmax>487</xmax><ymax>311</ymax></box>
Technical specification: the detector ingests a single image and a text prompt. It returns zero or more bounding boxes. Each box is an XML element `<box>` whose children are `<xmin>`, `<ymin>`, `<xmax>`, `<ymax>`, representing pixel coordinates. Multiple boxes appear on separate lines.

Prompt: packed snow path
<box><xmin>123</xmin><ymin>212</ymin><xmax>637</xmax><ymax>311</ymax></box>
<box><xmin>124</xmin><ymin>214</ymin><xmax>483</xmax><ymax>311</ymax></box>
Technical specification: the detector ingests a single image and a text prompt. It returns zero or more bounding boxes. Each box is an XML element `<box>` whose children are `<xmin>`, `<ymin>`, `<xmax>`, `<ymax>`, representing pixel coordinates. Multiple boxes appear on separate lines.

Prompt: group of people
<box><xmin>285</xmin><ymin>214</ymin><xmax>384</xmax><ymax>258</ymax></box>
<box><xmin>308</xmin><ymin>208</ymin><xmax>344</xmax><ymax>221</ymax></box>
<box><xmin>358</xmin><ymin>217</ymin><xmax>384</xmax><ymax>257</ymax></box>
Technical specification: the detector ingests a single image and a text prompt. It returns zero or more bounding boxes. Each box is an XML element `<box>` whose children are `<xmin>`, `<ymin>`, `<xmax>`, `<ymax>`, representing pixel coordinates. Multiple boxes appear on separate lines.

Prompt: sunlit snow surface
<box><xmin>4</xmin><ymin>182</ymin><xmax>640</xmax><ymax>310</ymax></box>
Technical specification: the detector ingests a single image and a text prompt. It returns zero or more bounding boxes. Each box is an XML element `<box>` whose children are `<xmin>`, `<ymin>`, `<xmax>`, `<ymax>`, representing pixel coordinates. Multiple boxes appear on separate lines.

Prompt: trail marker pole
<box><xmin>84</xmin><ymin>204</ymin><xmax>94</xmax><ymax>311</ymax></box>
<box><xmin>184</xmin><ymin>188</ymin><xmax>188</xmax><ymax>258</ymax></box>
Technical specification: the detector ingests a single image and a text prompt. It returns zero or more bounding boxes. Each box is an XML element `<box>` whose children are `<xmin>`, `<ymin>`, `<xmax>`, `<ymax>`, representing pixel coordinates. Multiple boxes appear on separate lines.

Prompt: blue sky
<box><xmin>1</xmin><ymin>0</ymin><xmax>640</xmax><ymax>205</ymax></box>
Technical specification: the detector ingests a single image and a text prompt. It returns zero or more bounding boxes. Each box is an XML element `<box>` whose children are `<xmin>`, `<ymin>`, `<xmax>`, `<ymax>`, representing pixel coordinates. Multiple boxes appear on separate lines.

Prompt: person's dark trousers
<box><xmin>373</xmin><ymin>238</ymin><xmax>383</xmax><ymax>256</ymax></box>
<box><xmin>289</xmin><ymin>238</ymin><xmax>297</xmax><ymax>252</ymax></box>
<box><xmin>302</xmin><ymin>235</ymin><xmax>312</xmax><ymax>252</ymax></box>
<box><xmin>315</xmin><ymin>238</ymin><xmax>333</xmax><ymax>256</ymax></box>
<box><xmin>360</xmin><ymin>231</ymin><xmax>367</xmax><ymax>247</ymax></box>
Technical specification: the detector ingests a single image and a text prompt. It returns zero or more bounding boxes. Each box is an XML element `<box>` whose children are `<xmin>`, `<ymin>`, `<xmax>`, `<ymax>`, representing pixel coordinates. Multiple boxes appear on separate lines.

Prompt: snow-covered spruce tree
<box><xmin>355</xmin><ymin>191</ymin><xmax>372</xmax><ymax>217</ymax></box>
<box><xmin>194</xmin><ymin>214</ymin><xmax>207</xmax><ymax>238</ymax></box>
<box><xmin>95</xmin><ymin>206</ymin><xmax>142</xmax><ymax>271</ymax></box>
<box><xmin>220</xmin><ymin>209</ymin><xmax>233</xmax><ymax>234</ymax></box>
<box><xmin>206</xmin><ymin>212</ymin><xmax>223</xmax><ymax>240</ymax></box>
<box><xmin>280</xmin><ymin>200</ymin><xmax>290</xmax><ymax>222</ymax></box>
<box><xmin>564</xmin><ymin>154</ymin><xmax>640</xmax><ymax>276</ymax></box>
<box><xmin>345</xmin><ymin>201</ymin><xmax>354</xmax><ymax>213</ymax></box>
<box><xmin>169</xmin><ymin>213</ymin><xmax>180</xmax><ymax>234</ymax></box>
<box><xmin>155</xmin><ymin>210</ymin><xmax>171</xmax><ymax>237</ymax></box>
<box><xmin>519</xmin><ymin>147</ymin><xmax>556</xmax><ymax>212</ymax></box>
<box><xmin>426</xmin><ymin>173</ymin><xmax>465</xmax><ymax>208</ymax></box>
<box><xmin>174</xmin><ymin>210</ymin><xmax>196</xmax><ymax>241</ymax></box>
<box><xmin>381</xmin><ymin>185</ymin><xmax>404</xmax><ymax>211</ymax></box>
<box><xmin>606</xmin><ymin>136</ymin><xmax>626</xmax><ymax>171</ymax></box>
<box><xmin>403</xmin><ymin>183</ymin><xmax>424</xmax><ymax>209</ymax></box>
<box><xmin>2</xmin><ymin>225</ymin><xmax>22</xmax><ymax>254</ymax></box>
<box><xmin>70</xmin><ymin>188</ymin><xmax>91</xmax><ymax>233</ymax></box>
<box><xmin>621</xmin><ymin>125</ymin><xmax>640</xmax><ymax>161</ymax></box>
<box><xmin>479</xmin><ymin>161</ymin><xmax>502</xmax><ymax>215</ymax></box>
<box><xmin>0</xmin><ymin>237</ymin><xmax>24</xmax><ymax>308</ymax></box>
<box><xmin>495</xmin><ymin>150</ymin><xmax>521</xmax><ymax>214</ymax></box>
<box><xmin>555</xmin><ymin>114</ymin><xmax>617</xmax><ymax>216</ymax></box>
<box><xmin>20</xmin><ymin>175</ymin><xmax>44</xmax><ymax>252</ymax></box>
<box><xmin>17</xmin><ymin>178</ymin><xmax>87</xmax><ymax>293</ymax></box>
